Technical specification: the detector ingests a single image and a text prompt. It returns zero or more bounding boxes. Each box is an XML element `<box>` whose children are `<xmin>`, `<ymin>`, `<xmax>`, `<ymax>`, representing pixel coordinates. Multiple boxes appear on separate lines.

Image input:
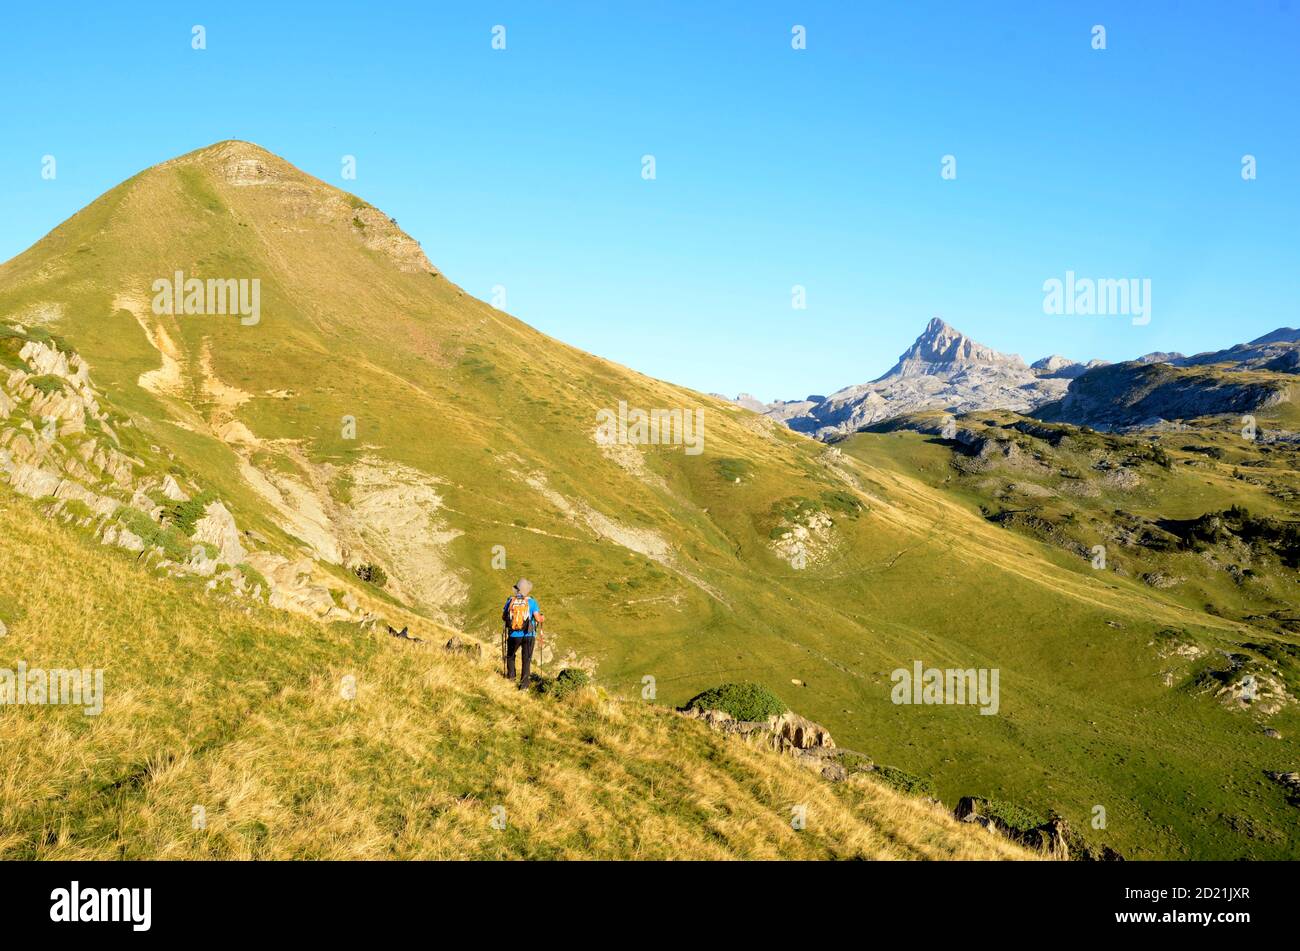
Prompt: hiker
<box><xmin>502</xmin><ymin>578</ymin><xmax>545</xmax><ymax>689</ymax></box>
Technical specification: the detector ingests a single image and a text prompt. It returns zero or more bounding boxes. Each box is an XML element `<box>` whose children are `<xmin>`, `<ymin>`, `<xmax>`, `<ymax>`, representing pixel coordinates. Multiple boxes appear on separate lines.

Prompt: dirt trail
<box><xmin>117</xmin><ymin>293</ymin><xmax>186</xmax><ymax>399</ymax></box>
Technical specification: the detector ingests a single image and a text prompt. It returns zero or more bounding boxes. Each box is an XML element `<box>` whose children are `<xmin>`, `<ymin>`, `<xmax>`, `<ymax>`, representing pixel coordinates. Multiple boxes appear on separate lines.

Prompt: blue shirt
<box><xmin>503</xmin><ymin>596</ymin><xmax>540</xmax><ymax>638</ymax></box>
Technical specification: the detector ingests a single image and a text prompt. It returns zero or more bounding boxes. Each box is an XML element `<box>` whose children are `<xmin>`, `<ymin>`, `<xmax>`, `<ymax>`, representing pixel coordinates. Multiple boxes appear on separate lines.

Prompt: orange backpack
<box><xmin>506</xmin><ymin>595</ymin><xmax>532</xmax><ymax>633</ymax></box>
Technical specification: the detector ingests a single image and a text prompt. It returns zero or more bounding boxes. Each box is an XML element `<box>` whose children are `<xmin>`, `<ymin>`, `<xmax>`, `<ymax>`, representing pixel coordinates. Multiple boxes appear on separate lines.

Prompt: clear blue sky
<box><xmin>2</xmin><ymin>1</ymin><xmax>1297</xmax><ymax>401</ymax></box>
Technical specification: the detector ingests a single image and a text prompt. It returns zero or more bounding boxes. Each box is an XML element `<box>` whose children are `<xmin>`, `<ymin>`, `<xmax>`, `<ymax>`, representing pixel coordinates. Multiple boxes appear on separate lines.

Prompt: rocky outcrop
<box><xmin>193</xmin><ymin>500</ymin><xmax>246</xmax><ymax>567</ymax></box>
<box><xmin>1045</xmin><ymin>361</ymin><xmax>1290</xmax><ymax>430</ymax></box>
<box><xmin>2</xmin><ymin>324</ymin><xmax>377</xmax><ymax>630</ymax></box>
<box><xmin>1170</xmin><ymin>328</ymin><xmax>1300</xmax><ymax>374</ymax></box>
<box><xmin>954</xmin><ymin>796</ymin><xmax>1123</xmax><ymax>861</ymax></box>
<box><xmin>8</xmin><ymin>462</ymin><xmax>61</xmax><ymax>499</ymax></box>
<box><xmin>1265</xmin><ymin>770</ymin><xmax>1300</xmax><ymax>805</ymax></box>
<box><xmin>683</xmin><ymin>707</ymin><xmax>860</xmax><ymax>782</ymax></box>
<box><xmin>244</xmin><ymin>551</ymin><xmax>354</xmax><ymax>621</ymax></box>
<box><xmin>684</xmin><ymin>700</ymin><xmax>1121</xmax><ymax>859</ymax></box>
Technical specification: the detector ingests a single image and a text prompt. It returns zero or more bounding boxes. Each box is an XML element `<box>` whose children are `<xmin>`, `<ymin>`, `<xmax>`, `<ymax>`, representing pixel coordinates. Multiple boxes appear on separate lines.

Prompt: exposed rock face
<box><xmin>731</xmin><ymin>392</ymin><xmax>773</xmax><ymax>413</ymax></box>
<box><xmin>181</xmin><ymin>140</ymin><xmax>439</xmax><ymax>276</ymax></box>
<box><xmin>193</xmin><ymin>500</ymin><xmax>246</xmax><ymax>567</ymax></box>
<box><xmin>101</xmin><ymin>523</ymin><xmax>145</xmax><ymax>552</ymax></box>
<box><xmin>1170</xmin><ymin>327</ymin><xmax>1300</xmax><ymax>373</ymax></box>
<box><xmin>954</xmin><ymin>796</ymin><xmax>1122</xmax><ymax>861</ymax></box>
<box><xmin>770</xmin><ymin>509</ymin><xmax>835</xmax><ymax>569</ymax></box>
<box><xmin>773</xmin><ymin>710</ymin><xmax>835</xmax><ymax>750</ymax></box>
<box><xmin>1265</xmin><ymin>771</ymin><xmax>1300</xmax><ymax>805</ymax></box>
<box><xmin>54</xmin><ymin>478</ymin><xmax>118</xmax><ymax>518</ymax></box>
<box><xmin>160</xmin><ymin>474</ymin><xmax>189</xmax><ymax>501</ymax></box>
<box><xmin>682</xmin><ymin>706</ymin><xmax>857</xmax><ymax>782</ymax></box>
<box><xmin>888</xmin><ymin>317</ymin><xmax>1027</xmax><ymax>377</ymax></box>
<box><xmin>1046</xmin><ymin>361</ymin><xmax>1289</xmax><ymax>430</ymax></box>
<box><xmin>2</xmin><ymin>324</ymin><xmax>380</xmax><ymax>629</ymax></box>
<box><xmin>747</xmin><ymin>319</ymin><xmax>1072</xmax><ymax>439</ymax></box>
<box><xmin>1031</xmin><ymin>354</ymin><xmax>1096</xmax><ymax>379</ymax></box>
<box><xmin>742</xmin><ymin>320</ymin><xmax>1298</xmax><ymax>438</ymax></box>
<box><xmin>8</xmin><ymin>463</ymin><xmax>61</xmax><ymax>499</ymax></box>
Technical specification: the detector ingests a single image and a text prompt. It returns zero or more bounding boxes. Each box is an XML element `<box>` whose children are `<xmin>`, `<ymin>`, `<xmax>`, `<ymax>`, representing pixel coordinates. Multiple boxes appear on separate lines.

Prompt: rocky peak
<box><xmin>882</xmin><ymin>318</ymin><xmax>1026</xmax><ymax>379</ymax></box>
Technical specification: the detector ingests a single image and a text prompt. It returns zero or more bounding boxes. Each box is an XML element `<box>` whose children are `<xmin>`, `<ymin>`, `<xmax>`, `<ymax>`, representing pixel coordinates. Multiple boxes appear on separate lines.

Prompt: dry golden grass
<box><xmin>0</xmin><ymin>494</ymin><xmax>1031</xmax><ymax>860</ymax></box>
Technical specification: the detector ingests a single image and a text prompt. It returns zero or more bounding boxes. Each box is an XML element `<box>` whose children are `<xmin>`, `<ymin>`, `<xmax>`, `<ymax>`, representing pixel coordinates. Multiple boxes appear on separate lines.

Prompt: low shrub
<box><xmin>872</xmin><ymin>765</ymin><xmax>935</xmax><ymax>797</ymax></box>
<box><xmin>541</xmin><ymin>668</ymin><xmax>591</xmax><ymax>700</ymax></box>
<box><xmin>684</xmin><ymin>682</ymin><xmax>786</xmax><ymax>722</ymax></box>
<box><xmin>353</xmin><ymin>562</ymin><xmax>387</xmax><ymax>588</ymax></box>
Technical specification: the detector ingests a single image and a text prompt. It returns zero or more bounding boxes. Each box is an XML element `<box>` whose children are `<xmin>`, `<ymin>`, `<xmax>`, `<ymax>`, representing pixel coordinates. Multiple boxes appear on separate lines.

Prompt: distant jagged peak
<box><xmin>881</xmin><ymin>317</ymin><xmax>1026</xmax><ymax>379</ymax></box>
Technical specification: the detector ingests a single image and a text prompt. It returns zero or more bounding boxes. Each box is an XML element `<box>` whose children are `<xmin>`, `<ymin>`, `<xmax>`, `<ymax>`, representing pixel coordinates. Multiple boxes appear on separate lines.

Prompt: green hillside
<box><xmin>2</xmin><ymin>141</ymin><xmax>1297</xmax><ymax>858</ymax></box>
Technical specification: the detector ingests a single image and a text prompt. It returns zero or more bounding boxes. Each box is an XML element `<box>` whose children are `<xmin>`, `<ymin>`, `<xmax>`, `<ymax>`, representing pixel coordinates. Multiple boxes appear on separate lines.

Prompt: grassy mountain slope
<box><xmin>0</xmin><ymin>496</ymin><xmax>1026</xmax><ymax>860</ymax></box>
<box><xmin>2</xmin><ymin>141</ymin><xmax>1297</xmax><ymax>858</ymax></box>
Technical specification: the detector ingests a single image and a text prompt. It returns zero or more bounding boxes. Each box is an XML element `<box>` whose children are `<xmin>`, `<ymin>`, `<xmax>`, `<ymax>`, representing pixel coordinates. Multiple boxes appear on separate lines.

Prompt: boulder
<box><xmin>9</xmin><ymin>464</ymin><xmax>62</xmax><ymax>499</ymax></box>
<box><xmin>102</xmin><ymin>523</ymin><xmax>145</xmax><ymax>553</ymax></box>
<box><xmin>160</xmin><ymin>474</ymin><xmax>189</xmax><ymax>501</ymax></box>
<box><xmin>773</xmin><ymin>711</ymin><xmax>835</xmax><ymax>751</ymax></box>
<box><xmin>192</xmin><ymin>500</ymin><xmax>245</xmax><ymax>566</ymax></box>
<box><xmin>54</xmin><ymin>479</ymin><xmax>118</xmax><ymax>518</ymax></box>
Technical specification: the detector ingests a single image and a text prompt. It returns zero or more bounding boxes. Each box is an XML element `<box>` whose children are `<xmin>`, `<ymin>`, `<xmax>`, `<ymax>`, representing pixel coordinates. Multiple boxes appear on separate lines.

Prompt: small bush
<box><xmin>819</xmin><ymin>490</ymin><xmax>864</xmax><ymax>517</ymax></box>
<box><xmin>717</xmin><ymin>458</ymin><xmax>754</xmax><ymax>482</ymax></box>
<box><xmin>541</xmin><ymin>668</ymin><xmax>591</xmax><ymax>700</ymax></box>
<box><xmin>982</xmin><ymin>799</ymin><xmax>1049</xmax><ymax>834</ymax></box>
<box><xmin>114</xmin><ymin>507</ymin><xmax>192</xmax><ymax>562</ymax></box>
<box><xmin>164</xmin><ymin>490</ymin><xmax>215</xmax><ymax>536</ymax></box>
<box><xmin>28</xmin><ymin>374</ymin><xmax>65</xmax><ymax>396</ymax></box>
<box><xmin>59</xmin><ymin>499</ymin><xmax>93</xmax><ymax>521</ymax></box>
<box><xmin>873</xmin><ymin>765</ymin><xmax>935</xmax><ymax>798</ymax></box>
<box><xmin>354</xmin><ymin>562</ymin><xmax>387</xmax><ymax>588</ymax></box>
<box><xmin>684</xmin><ymin>682</ymin><xmax>786</xmax><ymax>722</ymax></box>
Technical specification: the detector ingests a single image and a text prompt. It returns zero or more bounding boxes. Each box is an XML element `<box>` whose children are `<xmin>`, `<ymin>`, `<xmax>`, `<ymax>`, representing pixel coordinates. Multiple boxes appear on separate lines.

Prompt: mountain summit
<box><xmin>757</xmin><ymin>318</ymin><xmax>1070</xmax><ymax>437</ymax></box>
<box><xmin>881</xmin><ymin>317</ymin><xmax>1027</xmax><ymax>380</ymax></box>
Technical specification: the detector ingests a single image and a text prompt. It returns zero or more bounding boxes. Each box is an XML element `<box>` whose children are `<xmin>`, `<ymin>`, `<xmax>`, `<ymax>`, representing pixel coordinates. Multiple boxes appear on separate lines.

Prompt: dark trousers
<box><xmin>506</xmin><ymin>635</ymin><xmax>535</xmax><ymax>684</ymax></box>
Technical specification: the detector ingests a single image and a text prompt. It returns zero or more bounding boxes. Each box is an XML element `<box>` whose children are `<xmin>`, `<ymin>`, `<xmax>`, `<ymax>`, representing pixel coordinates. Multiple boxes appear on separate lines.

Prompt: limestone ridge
<box><xmin>881</xmin><ymin>317</ymin><xmax>1027</xmax><ymax>379</ymax></box>
<box><xmin>751</xmin><ymin>319</ymin><xmax>1078</xmax><ymax>439</ymax></box>
<box><xmin>743</xmin><ymin>317</ymin><xmax>1300</xmax><ymax>438</ymax></box>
